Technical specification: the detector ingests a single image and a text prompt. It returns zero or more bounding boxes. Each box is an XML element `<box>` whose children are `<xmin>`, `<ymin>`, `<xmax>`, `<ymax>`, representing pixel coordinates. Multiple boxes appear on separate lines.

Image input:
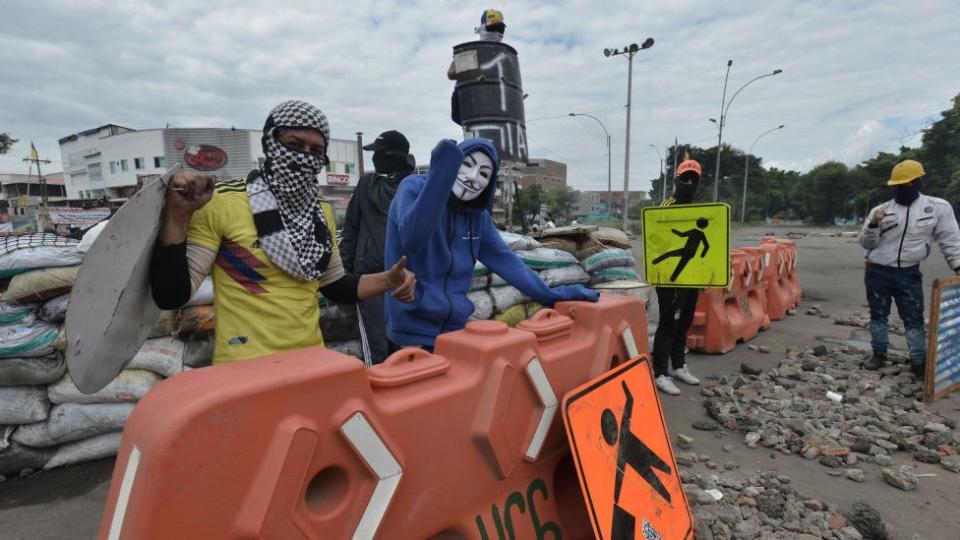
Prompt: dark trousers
<box><xmin>653</xmin><ymin>287</ymin><xmax>699</xmax><ymax>377</ymax></box>
<box><xmin>864</xmin><ymin>264</ymin><xmax>926</xmax><ymax>365</ymax></box>
<box><xmin>357</xmin><ymin>294</ymin><xmax>390</xmax><ymax>365</ymax></box>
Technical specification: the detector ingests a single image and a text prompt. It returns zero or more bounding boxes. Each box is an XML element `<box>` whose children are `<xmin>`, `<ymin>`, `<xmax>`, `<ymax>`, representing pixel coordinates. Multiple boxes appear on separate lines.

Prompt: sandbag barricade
<box><xmin>760</xmin><ymin>238</ymin><xmax>800</xmax><ymax>320</ymax></box>
<box><xmin>98</xmin><ymin>295</ymin><xmax>650</xmax><ymax>540</ymax></box>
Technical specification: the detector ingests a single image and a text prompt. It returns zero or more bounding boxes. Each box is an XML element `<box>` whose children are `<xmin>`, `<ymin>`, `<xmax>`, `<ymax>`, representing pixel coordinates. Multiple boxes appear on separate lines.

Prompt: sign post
<box><xmin>642</xmin><ymin>203</ymin><xmax>731</xmax><ymax>288</ymax></box>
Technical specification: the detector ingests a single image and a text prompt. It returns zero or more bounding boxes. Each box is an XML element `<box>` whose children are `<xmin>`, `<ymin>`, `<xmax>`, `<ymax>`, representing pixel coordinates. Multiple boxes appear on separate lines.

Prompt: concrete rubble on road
<box><xmin>832</xmin><ymin>311</ymin><xmax>905</xmax><ymax>336</ymax></box>
<box><xmin>683</xmin><ymin>468</ymin><xmax>884</xmax><ymax>540</ymax></box>
<box><xmin>696</xmin><ymin>345</ymin><xmax>959</xmax><ymax>489</ymax></box>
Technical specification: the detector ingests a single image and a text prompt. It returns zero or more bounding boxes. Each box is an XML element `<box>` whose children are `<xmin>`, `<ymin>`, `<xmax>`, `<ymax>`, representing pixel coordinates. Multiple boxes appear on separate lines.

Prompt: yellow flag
<box><xmin>30</xmin><ymin>141</ymin><xmax>38</xmax><ymax>160</ymax></box>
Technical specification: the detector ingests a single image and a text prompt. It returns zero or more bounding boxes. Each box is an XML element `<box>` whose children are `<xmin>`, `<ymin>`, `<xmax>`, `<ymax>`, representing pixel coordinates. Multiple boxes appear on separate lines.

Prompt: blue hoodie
<box><xmin>385</xmin><ymin>138</ymin><xmax>598</xmax><ymax>348</ymax></box>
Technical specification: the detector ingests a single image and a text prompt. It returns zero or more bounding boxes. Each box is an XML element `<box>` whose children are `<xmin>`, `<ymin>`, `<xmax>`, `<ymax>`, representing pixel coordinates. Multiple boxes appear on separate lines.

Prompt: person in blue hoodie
<box><xmin>385</xmin><ymin>138</ymin><xmax>599</xmax><ymax>349</ymax></box>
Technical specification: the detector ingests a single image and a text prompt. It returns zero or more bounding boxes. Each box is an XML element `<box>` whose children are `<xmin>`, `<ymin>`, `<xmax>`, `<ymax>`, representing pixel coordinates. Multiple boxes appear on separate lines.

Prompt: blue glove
<box><xmin>552</xmin><ymin>284</ymin><xmax>600</xmax><ymax>303</ymax></box>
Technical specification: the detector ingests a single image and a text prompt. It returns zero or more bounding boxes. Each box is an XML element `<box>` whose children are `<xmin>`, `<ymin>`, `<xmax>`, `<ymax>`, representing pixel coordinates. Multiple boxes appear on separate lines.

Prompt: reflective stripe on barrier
<box><xmin>760</xmin><ymin>240</ymin><xmax>794</xmax><ymax>320</ymax></box>
<box><xmin>98</xmin><ymin>294</ymin><xmax>649</xmax><ymax>539</ymax></box>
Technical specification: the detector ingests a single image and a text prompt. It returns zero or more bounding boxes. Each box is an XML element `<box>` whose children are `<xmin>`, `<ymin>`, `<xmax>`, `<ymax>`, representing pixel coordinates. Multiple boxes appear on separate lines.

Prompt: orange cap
<box><xmin>676</xmin><ymin>160</ymin><xmax>702</xmax><ymax>177</ymax></box>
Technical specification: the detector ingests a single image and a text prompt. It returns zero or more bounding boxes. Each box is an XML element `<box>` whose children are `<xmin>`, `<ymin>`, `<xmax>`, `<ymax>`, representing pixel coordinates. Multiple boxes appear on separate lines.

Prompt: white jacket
<box><xmin>859</xmin><ymin>194</ymin><xmax>960</xmax><ymax>272</ymax></box>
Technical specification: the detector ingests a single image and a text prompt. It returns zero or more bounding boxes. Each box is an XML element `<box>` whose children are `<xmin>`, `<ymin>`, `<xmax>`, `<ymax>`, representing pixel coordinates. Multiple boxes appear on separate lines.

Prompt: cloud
<box><xmin>1</xmin><ymin>0</ymin><xmax>958</xmax><ymax>195</ymax></box>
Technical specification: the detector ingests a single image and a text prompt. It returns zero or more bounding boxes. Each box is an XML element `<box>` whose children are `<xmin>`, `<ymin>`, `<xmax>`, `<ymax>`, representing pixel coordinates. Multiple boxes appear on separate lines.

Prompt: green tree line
<box><xmin>648</xmin><ymin>92</ymin><xmax>960</xmax><ymax>224</ymax></box>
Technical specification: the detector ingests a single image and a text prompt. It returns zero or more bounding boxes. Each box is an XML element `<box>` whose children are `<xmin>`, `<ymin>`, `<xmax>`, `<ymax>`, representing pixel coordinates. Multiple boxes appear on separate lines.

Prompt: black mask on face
<box><xmin>673</xmin><ymin>173</ymin><xmax>700</xmax><ymax>203</ymax></box>
<box><xmin>373</xmin><ymin>152</ymin><xmax>409</xmax><ymax>174</ymax></box>
<box><xmin>894</xmin><ymin>179</ymin><xmax>921</xmax><ymax>206</ymax></box>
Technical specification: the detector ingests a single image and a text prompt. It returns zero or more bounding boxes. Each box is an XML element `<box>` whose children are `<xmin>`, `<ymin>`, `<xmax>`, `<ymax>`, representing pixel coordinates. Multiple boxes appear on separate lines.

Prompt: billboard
<box><xmin>163</xmin><ymin>129</ymin><xmax>255</xmax><ymax>180</ymax></box>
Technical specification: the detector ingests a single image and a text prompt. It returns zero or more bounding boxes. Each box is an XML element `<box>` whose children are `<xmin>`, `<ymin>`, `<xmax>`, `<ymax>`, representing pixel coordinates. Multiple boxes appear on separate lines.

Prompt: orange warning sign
<box><xmin>562</xmin><ymin>356</ymin><xmax>693</xmax><ymax>540</ymax></box>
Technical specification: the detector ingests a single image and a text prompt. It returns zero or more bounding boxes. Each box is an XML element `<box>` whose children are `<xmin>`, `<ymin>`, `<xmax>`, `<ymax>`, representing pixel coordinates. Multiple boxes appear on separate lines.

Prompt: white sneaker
<box><xmin>673</xmin><ymin>365</ymin><xmax>700</xmax><ymax>385</ymax></box>
<box><xmin>655</xmin><ymin>375</ymin><xmax>681</xmax><ymax>395</ymax></box>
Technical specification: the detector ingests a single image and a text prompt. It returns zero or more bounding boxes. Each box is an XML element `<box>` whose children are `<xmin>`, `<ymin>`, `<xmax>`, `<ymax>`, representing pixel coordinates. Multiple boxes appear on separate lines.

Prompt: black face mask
<box><xmin>673</xmin><ymin>174</ymin><xmax>700</xmax><ymax>203</ymax></box>
<box><xmin>372</xmin><ymin>152</ymin><xmax>409</xmax><ymax>174</ymax></box>
<box><xmin>894</xmin><ymin>179</ymin><xmax>921</xmax><ymax>206</ymax></box>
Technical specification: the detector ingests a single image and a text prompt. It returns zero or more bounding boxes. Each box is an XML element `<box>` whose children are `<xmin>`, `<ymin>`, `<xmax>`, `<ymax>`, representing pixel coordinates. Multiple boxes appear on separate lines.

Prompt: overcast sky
<box><xmin>2</xmin><ymin>0</ymin><xmax>958</xmax><ymax>193</ymax></box>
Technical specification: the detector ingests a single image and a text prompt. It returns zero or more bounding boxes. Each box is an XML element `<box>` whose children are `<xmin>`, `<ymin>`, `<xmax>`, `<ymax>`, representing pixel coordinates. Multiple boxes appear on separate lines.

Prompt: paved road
<box><xmin>1</xmin><ymin>225</ymin><xmax>957</xmax><ymax>539</ymax></box>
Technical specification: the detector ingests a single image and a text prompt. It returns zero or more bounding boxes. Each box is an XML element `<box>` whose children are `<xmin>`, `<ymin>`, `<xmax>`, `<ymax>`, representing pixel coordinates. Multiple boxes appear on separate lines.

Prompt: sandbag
<box><xmin>0</xmin><ymin>386</ymin><xmax>50</xmax><ymax>424</ymax></box>
<box><xmin>0</xmin><ymin>234</ymin><xmax>83</xmax><ymax>277</ymax></box>
<box><xmin>149</xmin><ymin>310</ymin><xmax>179</xmax><ymax>339</ymax></box>
<box><xmin>516</xmin><ymin>248</ymin><xmax>578</xmax><ymax>269</ymax></box>
<box><xmin>489</xmin><ymin>285</ymin><xmax>531</xmax><ymax>314</ymax></box>
<box><xmin>575</xmin><ymin>236</ymin><xmax>605</xmax><ymax>260</ymax></box>
<box><xmin>175</xmin><ymin>305</ymin><xmax>215</xmax><ymax>340</ymax></box>
<box><xmin>320</xmin><ymin>303</ymin><xmax>360</xmax><ymax>342</ymax></box>
<box><xmin>0</xmin><ymin>355</ymin><xmax>67</xmax><ymax>386</ymax></box>
<box><xmin>0</xmin><ymin>301</ymin><xmax>37</xmax><ymax>326</ymax></box>
<box><xmin>1</xmin><ymin>266</ymin><xmax>80</xmax><ymax>304</ymax></box>
<box><xmin>583</xmin><ymin>248</ymin><xmax>636</xmax><ymax>272</ymax></box>
<box><xmin>12</xmin><ymin>402</ymin><xmax>133</xmax><ymax>447</ymax></box>
<box><xmin>326</xmin><ymin>339</ymin><xmax>362</xmax><ymax>359</ymax></box>
<box><xmin>590</xmin><ymin>266</ymin><xmax>640</xmax><ymax>284</ymax></box>
<box><xmin>468</xmin><ymin>290</ymin><xmax>494</xmax><ymax>320</ymax></box>
<box><xmin>0</xmin><ymin>320</ymin><xmax>59</xmax><ymax>358</ymax></box>
<box><xmin>538</xmin><ymin>236</ymin><xmax>578</xmax><ymax>256</ymax></box>
<box><xmin>0</xmin><ymin>440</ymin><xmax>55</xmax><ymax>476</ymax></box>
<box><xmin>498</xmin><ymin>231</ymin><xmax>541</xmax><ymax>251</ymax></box>
<box><xmin>494</xmin><ymin>302</ymin><xmax>542</xmax><ymax>327</ymax></box>
<box><xmin>48</xmin><ymin>370</ymin><xmax>161</xmax><ymax>405</ymax></box>
<box><xmin>77</xmin><ymin>220</ymin><xmax>108</xmax><ymax>253</ymax></box>
<box><xmin>490</xmin><ymin>273</ymin><xmax>508</xmax><ymax>287</ymax></box>
<box><xmin>474</xmin><ymin>261</ymin><xmax>490</xmax><ymax>276</ymax></box>
<box><xmin>128</xmin><ymin>337</ymin><xmax>185</xmax><ymax>378</ymax></box>
<box><xmin>539</xmin><ymin>265</ymin><xmax>591</xmax><ymax>287</ymax></box>
<box><xmin>38</xmin><ymin>294</ymin><xmax>70</xmax><ymax>322</ymax></box>
<box><xmin>53</xmin><ymin>324</ymin><xmax>66</xmax><ymax>352</ymax></box>
<box><xmin>44</xmin><ymin>431</ymin><xmax>123</xmax><ymax>470</ymax></box>
<box><xmin>185</xmin><ymin>277</ymin><xmax>214</xmax><ymax>307</ymax></box>
<box><xmin>469</xmin><ymin>274</ymin><xmax>489</xmax><ymax>291</ymax></box>
<box><xmin>183</xmin><ymin>335</ymin><xmax>215</xmax><ymax>368</ymax></box>
<box><xmin>593</xmin><ymin>227</ymin><xmax>631</xmax><ymax>249</ymax></box>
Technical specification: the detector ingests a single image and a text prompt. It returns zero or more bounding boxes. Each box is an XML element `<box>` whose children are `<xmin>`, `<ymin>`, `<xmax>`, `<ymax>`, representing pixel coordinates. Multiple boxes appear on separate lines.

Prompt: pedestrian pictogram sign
<box><xmin>562</xmin><ymin>357</ymin><xmax>693</xmax><ymax>540</ymax></box>
<box><xmin>642</xmin><ymin>203</ymin><xmax>730</xmax><ymax>288</ymax></box>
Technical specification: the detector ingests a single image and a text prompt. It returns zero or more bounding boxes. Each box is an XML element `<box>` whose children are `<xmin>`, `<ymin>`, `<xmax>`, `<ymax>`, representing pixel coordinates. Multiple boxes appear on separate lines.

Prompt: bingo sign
<box><xmin>326</xmin><ymin>174</ymin><xmax>350</xmax><ymax>186</ymax></box>
<box><xmin>924</xmin><ymin>276</ymin><xmax>960</xmax><ymax>402</ymax></box>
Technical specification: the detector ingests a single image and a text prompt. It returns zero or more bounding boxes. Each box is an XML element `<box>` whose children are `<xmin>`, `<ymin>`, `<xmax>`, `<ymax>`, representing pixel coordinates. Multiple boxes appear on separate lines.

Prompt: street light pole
<box><xmin>711</xmin><ymin>61</ymin><xmax>783</xmax><ymax>202</ymax></box>
<box><xmin>649</xmin><ymin>144</ymin><xmax>664</xmax><ymax>203</ymax></box>
<box><xmin>605</xmin><ymin>38</ymin><xmax>654</xmax><ymax>231</ymax></box>
<box><xmin>741</xmin><ymin>124</ymin><xmax>784</xmax><ymax>222</ymax></box>
<box><xmin>568</xmin><ymin>112</ymin><xmax>612</xmax><ymax>213</ymax></box>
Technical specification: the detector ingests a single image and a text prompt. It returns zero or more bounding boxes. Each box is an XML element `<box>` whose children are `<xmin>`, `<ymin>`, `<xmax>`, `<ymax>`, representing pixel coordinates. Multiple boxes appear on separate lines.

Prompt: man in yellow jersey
<box><xmin>149</xmin><ymin>100</ymin><xmax>415</xmax><ymax>364</ymax></box>
<box><xmin>652</xmin><ymin>159</ymin><xmax>703</xmax><ymax>395</ymax></box>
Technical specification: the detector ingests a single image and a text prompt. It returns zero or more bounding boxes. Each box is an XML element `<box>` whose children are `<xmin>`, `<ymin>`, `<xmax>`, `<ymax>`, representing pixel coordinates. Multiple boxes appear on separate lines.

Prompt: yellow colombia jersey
<box><xmin>186</xmin><ymin>179</ymin><xmax>343</xmax><ymax>364</ymax></box>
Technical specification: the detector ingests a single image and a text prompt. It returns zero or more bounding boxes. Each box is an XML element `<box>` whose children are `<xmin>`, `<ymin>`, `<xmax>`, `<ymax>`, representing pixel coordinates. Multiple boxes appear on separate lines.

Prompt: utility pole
<box><xmin>355</xmin><ymin>132</ymin><xmax>364</xmax><ymax>175</ymax></box>
<box><xmin>568</xmin><ymin>113</ymin><xmax>611</xmax><ymax>213</ymax></box>
<box><xmin>604</xmin><ymin>37</ymin><xmax>654</xmax><ymax>231</ymax></box>
<box><xmin>23</xmin><ymin>142</ymin><xmax>52</xmax><ymax>208</ymax></box>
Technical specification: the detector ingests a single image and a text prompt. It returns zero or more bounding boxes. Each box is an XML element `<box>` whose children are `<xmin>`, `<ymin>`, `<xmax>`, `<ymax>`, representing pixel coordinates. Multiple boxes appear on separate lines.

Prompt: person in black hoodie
<box><xmin>652</xmin><ymin>159</ymin><xmax>703</xmax><ymax>396</ymax></box>
<box><xmin>341</xmin><ymin>130</ymin><xmax>415</xmax><ymax>364</ymax></box>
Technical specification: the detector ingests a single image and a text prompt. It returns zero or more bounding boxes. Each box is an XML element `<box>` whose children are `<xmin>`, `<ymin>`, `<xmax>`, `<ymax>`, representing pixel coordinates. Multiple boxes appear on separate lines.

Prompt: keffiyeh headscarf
<box><xmin>247</xmin><ymin>100</ymin><xmax>333</xmax><ymax>281</ymax></box>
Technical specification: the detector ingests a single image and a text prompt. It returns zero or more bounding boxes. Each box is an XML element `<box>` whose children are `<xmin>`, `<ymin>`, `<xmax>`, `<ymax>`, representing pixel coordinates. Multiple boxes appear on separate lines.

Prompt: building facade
<box><xmin>517</xmin><ymin>158</ymin><xmax>566</xmax><ymax>190</ymax></box>
<box><xmin>571</xmin><ymin>190</ymin><xmax>648</xmax><ymax>219</ymax></box>
<box><xmin>59</xmin><ymin>125</ymin><xmax>360</xmax><ymax>201</ymax></box>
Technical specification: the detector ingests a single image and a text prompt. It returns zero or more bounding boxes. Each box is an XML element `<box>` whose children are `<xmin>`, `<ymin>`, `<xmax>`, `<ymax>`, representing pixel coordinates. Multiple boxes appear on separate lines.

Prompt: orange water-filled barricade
<box><xmin>687</xmin><ymin>249</ymin><xmax>769</xmax><ymax>353</ymax></box>
<box><xmin>98</xmin><ymin>295</ymin><xmax>650</xmax><ymax>539</ymax></box>
<box><xmin>760</xmin><ymin>238</ymin><xmax>801</xmax><ymax>320</ymax></box>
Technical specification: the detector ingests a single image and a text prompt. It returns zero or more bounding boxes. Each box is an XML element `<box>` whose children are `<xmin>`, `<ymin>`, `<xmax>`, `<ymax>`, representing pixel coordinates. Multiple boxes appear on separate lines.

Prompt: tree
<box><xmin>519</xmin><ymin>184</ymin><xmax>544</xmax><ymax>216</ymax></box>
<box><xmin>543</xmin><ymin>186</ymin><xmax>579</xmax><ymax>220</ymax></box>
<box><xmin>0</xmin><ymin>132</ymin><xmax>17</xmax><ymax>155</ymax></box>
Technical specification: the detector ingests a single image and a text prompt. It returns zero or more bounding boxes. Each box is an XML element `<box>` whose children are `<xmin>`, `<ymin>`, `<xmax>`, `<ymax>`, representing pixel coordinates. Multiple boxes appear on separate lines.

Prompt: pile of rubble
<box><xmin>830</xmin><ymin>309</ymin><xmax>905</xmax><ymax>336</ymax></box>
<box><xmin>683</xmin><ymin>469</ymin><xmax>885</xmax><ymax>540</ymax></box>
<box><xmin>697</xmin><ymin>345</ymin><xmax>959</xmax><ymax>490</ymax></box>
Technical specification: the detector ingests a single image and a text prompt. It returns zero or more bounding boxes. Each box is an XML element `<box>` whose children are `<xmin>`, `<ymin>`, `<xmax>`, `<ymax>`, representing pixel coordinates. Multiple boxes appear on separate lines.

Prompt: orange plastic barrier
<box><xmin>98</xmin><ymin>295</ymin><xmax>650</xmax><ymax>540</ymax></box>
<box><xmin>739</xmin><ymin>246</ymin><xmax>772</xmax><ymax>333</ymax></box>
<box><xmin>761</xmin><ymin>238</ymin><xmax>801</xmax><ymax>319</ymax></box>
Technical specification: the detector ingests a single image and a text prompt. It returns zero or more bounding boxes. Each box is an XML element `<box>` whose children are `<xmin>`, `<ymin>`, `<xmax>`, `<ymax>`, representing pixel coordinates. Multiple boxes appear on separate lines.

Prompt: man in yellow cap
<box><xmin>859</xmin><ymin>159</ymin><xmax>960</xmax><ymax>376</ymax></box>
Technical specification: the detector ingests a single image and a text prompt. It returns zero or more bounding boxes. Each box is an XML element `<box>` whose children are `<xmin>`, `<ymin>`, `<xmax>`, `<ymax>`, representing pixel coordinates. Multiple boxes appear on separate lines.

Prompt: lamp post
<box><xmin>605</xmin><ymin>37</ymin><xmax>654</xmax><ymax>230</ymax></box>
<box><xmin>569</xmin><ymin>112</ymin><xmax>612</xmax><ymax>214</ymax></box>
<box><xmin>711</xmin><ymin>60</ymin><xmax>782</xmax><ymax>202</ymax></box>
<box><xmin>648</xmin><ymin>144</ymin><xmax>664</xmax><ymax>203</ymax></box>
<box><xmin>741</xmin><ymin>124</ymin><xmax>784</xmax><ymax>222</ymax></box>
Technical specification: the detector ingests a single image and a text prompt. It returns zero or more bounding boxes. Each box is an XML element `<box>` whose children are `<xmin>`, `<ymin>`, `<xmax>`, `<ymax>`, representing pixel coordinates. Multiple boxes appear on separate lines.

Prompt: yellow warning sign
<box><xmin>642</xmin><ymin>203</ymin><xmax>730</xmax><ymax>288</ymax></box>
<box><xmin>562</xmin><ymin>356</ymin><xmax>693</xmax><ymax>540</ymax></box>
